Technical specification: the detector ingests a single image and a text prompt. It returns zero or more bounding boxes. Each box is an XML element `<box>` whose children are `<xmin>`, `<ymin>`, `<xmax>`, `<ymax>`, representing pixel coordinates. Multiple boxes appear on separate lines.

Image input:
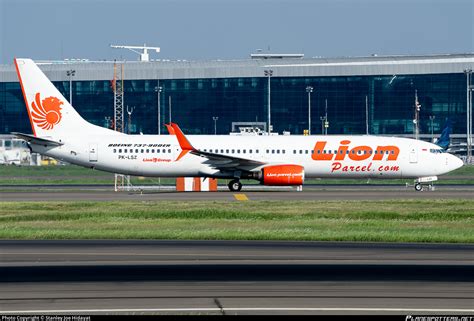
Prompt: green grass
<box><xmin>1</xmin><ymin>164</ymin><xmax>474</xmax><ymax>186</ymax></box>
<box><xmin>1</xmin><ymin>200</ymin><xmax>473</xmax><ymax>243</ymax></box>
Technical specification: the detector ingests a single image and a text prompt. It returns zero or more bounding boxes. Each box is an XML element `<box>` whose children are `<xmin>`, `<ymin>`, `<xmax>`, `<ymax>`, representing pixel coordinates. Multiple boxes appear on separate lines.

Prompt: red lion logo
<box><xmin>31</xmin><ymin>93</ymin><xmax>63</xmax><ymax>130</ymax></box>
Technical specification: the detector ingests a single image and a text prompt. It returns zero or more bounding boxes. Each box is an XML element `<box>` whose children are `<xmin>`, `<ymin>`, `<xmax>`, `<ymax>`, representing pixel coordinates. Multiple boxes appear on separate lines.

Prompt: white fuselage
<box><xmin>31</xmin><ymin>133</ymin><xmax>463</xmax><ymax>180</ymax></box>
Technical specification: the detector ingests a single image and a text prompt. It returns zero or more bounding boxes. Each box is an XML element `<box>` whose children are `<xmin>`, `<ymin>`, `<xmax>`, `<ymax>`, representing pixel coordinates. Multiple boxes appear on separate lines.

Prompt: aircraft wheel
<box><xmin>414</xmin><ymin>183</ymin><xmax>423</xmax><ymax>192</ymax></box>
<box><xmin>228</xmin><ymin>179</ymin><xmax>242</xmax><ymax>192</ymax></box>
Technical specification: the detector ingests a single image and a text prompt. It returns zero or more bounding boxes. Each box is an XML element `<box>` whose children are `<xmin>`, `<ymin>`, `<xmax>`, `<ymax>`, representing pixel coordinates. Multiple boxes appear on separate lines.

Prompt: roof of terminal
<box><xmin>1</xmin><ymin>53</ymin><xmax>473</xmax><ymax>82</ymax></box>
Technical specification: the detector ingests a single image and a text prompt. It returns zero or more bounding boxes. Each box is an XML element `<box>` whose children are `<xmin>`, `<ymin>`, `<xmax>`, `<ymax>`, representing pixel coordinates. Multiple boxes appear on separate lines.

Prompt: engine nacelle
<box><xmin>261</xmin><ymin>164</ymin><xmax>305</xmax><ymax>186</ymax></box>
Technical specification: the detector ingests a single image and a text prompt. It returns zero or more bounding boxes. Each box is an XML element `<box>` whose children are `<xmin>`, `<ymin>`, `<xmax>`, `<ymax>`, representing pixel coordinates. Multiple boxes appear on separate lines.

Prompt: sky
<box><xmin>0</xmin><ymin>0</ymin><xmax>473</xmax><ymax>64</ymax></box>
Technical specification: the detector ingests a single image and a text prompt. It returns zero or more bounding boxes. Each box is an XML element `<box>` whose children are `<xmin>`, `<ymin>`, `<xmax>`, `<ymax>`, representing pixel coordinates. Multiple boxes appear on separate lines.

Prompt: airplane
<box><xmin>12</xmin><ymin>58</ymin><xmax>464</xmax><ymax>192</ymax></box>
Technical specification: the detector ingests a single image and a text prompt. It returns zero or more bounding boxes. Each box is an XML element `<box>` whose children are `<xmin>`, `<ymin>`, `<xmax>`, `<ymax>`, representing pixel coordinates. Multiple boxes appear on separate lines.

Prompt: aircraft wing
<box><xmin>190</xmin><ymin>149</ymin><xmax>265</xmax><ymax>169</ymax></box>
<box><xmin>11</xmin><ymin>132</ymin><xmax>63</xmax><ymax>146</ymax></box>
<box><xmin>166</xmin><ymin>123</ymin><xmax>265</xmax><ymax>171</ymax></box>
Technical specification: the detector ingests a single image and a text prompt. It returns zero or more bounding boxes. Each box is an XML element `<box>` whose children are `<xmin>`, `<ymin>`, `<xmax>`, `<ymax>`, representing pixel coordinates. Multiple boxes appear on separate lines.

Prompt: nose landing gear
<box><xmin>413</xmin><ymin>176</ymin><xmax>438</xmax><ymax>191</ymax></box>
<box><xmin>228</xmin><ymin>179</ymin><xmax>242</xmax><ymax>192</ymax></box>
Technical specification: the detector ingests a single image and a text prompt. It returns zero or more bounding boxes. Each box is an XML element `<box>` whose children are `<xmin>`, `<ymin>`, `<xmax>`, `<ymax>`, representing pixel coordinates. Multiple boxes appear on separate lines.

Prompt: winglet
<box><xmin>165</xmin><ymin>124</ymin><xmax>176</xmax><ymax>135</ymax></box>
<box><xmin>169</xmin><ymin>123</ymin><xmax>194</xmax><ymax>151</ymax></box>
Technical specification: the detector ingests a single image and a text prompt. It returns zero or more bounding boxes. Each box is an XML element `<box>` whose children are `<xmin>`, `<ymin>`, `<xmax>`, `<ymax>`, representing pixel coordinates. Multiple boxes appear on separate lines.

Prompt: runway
<box><xmin>1</xmin><ymin>241</ymin><xmax>473</xmax><ymax>315</ymax></box>
<box><xmin>1</xmin><ymin>184</ymin><xmax>474</xmax><ymax>201</ymax></box>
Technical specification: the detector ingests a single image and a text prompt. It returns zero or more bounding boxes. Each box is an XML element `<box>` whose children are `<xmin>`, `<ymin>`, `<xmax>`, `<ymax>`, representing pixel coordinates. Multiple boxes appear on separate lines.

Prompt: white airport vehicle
<box><xmin>0</xmin><ymin>137</ymin><xmax>30</xmax><ymax>165</ymax></box>
<box><xmin>13</xmin><ymin>58</ymin><xmax>463</xmax><ymax>191</ymax></box>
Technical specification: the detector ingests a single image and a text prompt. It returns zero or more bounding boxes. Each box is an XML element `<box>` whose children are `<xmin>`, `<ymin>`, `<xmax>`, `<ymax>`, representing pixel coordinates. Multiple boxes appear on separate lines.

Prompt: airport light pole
<box><xmin>264</xmin><ymin>69</ymin><xmax>273</xmax><ymax>134</ymax></box>
<box><xmin>324</xmin><ymin>98</ymin><xmax>329</xmax><ymax>135</ymax></box>
<box><xmin>306</xmin><ymin>86</ymin><xmax>313</xmax><ymax>135</ymax></box>
<box><xmin>365</xmin><ymin>95</ymin><xmax>369</xmax><ymax>135</ymax></box>
<box><xmin>464</xmin><ymin>69</ymin><xmax>472</xmax><ymax>162</ymax></box>
<box><xmin>168</xmin><ymin>95</ymin><xmax>172</xmax><ymax>123</ymax></box>
<box><xmin>66</xmin><ymin>69</ymin><xmax>75</xmax><ymax>105</ymax></box>
<box><xmin>155</xmin><ymin>85</ymin><xmax>162</xmax><ymax>135</ymax></box>
<box><xmin>126</xmin><ymin>105</ymin><xmax>135</xmax><ymax>134</ymax></box>
<box><xmin>104</xmin><ymin>116</ymin><xmax>112</xmax><ymax>129</ymax></box>
<box><xmin>429</xmin><ymin>115</ymin><xmax>436</xmax><ymax>142</ymax></box>
<box><xmin>212</xmin><ymin>116</ymin><xmax>219</xmax><ymax>135</ymax></box>
<box><xmin>414</xmin><ymin>89</ymin><xmax>421</xmax><ymax>140</ymax></box>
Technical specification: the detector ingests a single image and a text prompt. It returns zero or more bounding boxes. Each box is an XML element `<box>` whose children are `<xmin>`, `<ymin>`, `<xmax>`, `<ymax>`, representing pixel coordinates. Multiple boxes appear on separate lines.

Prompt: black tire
<box><xmin>414</xmin><ymin>183</ymin><xmax>423</xmax><ymax>192</ymax></box>
<box><xmin>228</xmin><ymin>179</ymin><xmax>242</xmax><ymax>192</ymax></box>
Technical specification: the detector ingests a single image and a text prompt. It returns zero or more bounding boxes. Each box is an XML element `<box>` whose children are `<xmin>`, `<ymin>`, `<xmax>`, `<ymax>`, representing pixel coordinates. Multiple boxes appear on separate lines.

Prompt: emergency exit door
<box><xmin>89</xmin><ymin>144</ymin><xmax>98</xmax><ymax>162</ymax></box>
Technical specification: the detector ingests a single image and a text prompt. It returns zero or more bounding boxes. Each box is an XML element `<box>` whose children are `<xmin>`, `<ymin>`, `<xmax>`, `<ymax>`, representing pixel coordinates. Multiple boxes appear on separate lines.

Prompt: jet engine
<box><xmin>260</xmin><ymin>164</ymin><xmax>305</xmax><ymax>186</ymax></box>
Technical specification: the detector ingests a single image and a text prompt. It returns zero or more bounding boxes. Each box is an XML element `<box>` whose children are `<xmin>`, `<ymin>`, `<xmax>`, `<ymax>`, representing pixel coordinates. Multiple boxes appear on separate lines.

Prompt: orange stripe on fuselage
<box><xmin>14</xmin><ymin>59</ymin><xmax>36</xmax><ymax>136</ymax></box>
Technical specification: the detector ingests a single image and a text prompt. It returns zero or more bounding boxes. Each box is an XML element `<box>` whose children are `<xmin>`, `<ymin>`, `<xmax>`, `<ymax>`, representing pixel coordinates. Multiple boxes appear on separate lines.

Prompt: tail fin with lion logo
<box><xmin>13</xmin><ymin>58</ymin><xmax>117</xmax><ymax>140</ymax></box>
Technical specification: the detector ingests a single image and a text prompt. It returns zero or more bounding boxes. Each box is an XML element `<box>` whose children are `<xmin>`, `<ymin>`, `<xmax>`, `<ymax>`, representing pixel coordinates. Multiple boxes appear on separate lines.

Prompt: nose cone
<box><xmin>449</xmin><ymin>154</ymin><xmax>464</xmax><ymax>172</ymax></box>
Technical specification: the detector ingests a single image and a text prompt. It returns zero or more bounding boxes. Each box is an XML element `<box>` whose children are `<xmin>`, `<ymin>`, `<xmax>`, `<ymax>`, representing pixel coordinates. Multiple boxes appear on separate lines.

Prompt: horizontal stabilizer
<box><xmin>11</xmin><ymin>132</ymin><xmax>63</xmax><ymax>146</ymax></box>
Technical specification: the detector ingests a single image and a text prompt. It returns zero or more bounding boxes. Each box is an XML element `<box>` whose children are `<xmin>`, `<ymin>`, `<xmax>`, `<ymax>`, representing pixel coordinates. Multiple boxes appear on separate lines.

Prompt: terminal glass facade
<box><xmin>0</xmin><ymin>73</ymin><xmax>468</xmax><ymax>136</ymax></box>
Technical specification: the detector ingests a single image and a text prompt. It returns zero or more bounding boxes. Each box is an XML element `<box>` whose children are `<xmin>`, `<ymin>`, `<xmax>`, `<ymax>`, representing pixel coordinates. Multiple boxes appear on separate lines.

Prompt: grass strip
<box><xmin>0</xmin><ymin>200</ymin><xmax>473</xmax><ymax>243</ymax></box>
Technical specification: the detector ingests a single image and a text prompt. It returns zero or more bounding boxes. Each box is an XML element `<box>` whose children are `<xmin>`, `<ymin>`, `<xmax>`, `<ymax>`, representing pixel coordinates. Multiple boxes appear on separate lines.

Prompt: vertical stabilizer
<box><xmin>14</xmin><ymin>58</ymin><xmax>116</xmax><ymax>138</ymax></box>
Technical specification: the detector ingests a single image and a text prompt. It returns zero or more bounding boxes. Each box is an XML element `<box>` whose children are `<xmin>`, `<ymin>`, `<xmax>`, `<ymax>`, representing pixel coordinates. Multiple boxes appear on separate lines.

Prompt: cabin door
<box><xmin>409</xmin><ymin>146</ymin><xmax>418</xmax><ymax>163</ymax></box>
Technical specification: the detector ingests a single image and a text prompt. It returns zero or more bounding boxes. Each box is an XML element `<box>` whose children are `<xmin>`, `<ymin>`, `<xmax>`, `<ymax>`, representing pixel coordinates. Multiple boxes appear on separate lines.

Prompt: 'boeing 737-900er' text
<box><xmin>13</xmin><ymin>58</ymin><xmax>463</xmax><ymax>192</ymax></box>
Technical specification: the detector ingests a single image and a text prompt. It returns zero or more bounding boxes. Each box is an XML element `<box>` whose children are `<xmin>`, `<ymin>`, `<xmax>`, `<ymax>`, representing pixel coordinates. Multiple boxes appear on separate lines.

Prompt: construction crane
<box><xmin>110</xmin><ymin>44</ymin><xmax>160</xmax><ymax>62</ymax></box>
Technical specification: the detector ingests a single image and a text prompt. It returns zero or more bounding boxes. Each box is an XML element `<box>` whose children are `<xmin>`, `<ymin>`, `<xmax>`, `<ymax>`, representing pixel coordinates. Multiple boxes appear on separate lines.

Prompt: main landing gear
<box><xmin>414</xmin><ymin>183</ymin><xmax>423</xmax><ymax>192</ymax></box>
<box><xmin>228</xmin><ymin>179</ymin><xmax>242</xmax><ymax>192</ymax></box>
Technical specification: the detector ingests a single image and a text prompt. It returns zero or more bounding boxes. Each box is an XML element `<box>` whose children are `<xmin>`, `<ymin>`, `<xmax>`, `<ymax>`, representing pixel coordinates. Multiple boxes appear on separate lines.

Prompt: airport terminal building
<box><xmin>0</xmin><ymin>53</ymin><xmax>473</xmax><ymax>141</ymax></box>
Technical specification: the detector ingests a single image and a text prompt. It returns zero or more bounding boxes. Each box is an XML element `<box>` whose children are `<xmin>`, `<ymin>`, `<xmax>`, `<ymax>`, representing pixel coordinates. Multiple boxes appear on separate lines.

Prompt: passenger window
<box><xmin>157</xmin><ymin>149</ymin><xmax>160</xmax><ymax>153</ymax></box>
<box><xmin>124</xmin><ymin>149</ymin><xmax>127</xmax><ymax>153</ymax></box>
<box><xmin>305</xmin><ymin>150</ymin><xmax>308</xmax><ymax>154</ymax></box>
<box><xmin>256</xmin><ymin>149</ymin><xmax>259</xmax><ymax>153</ymax></box>
<box><xmin>232</xmin><ymin>149</ymin><xmax>235</xmax><ymax>153</ymax></box>
<box><xmin>282</xmin><ymin>150</ymin><xmax>285</xmax><ymax>154</ymax></box>
<box><xmin>249</xmin><ymin>149</ymin><xmax>252</xmax><ymax>153</ymax></box>
<box><xmin>221</xmin><ymin>149</ymin><xmax>224</xmax><ymax>153</ymax></box>
<box><xmin>293</xmin><ymin>150</ymin><xmax>296</xmax><ymax>154</ymax></box>
<box><xmin>146</xmin><ymin>149</ymin><xmax>149</xmax><ymax>153</ymax></box>
<box><xmin>162</xmin><ymin>149</ymin><xmax>166</xmax><ymax>153</ymax></box>
<box><xmin>299</xmin><ymin>150</ymin><xmax>302</xmax><ymax>154</ymax></box>
<box><xmin>276</xmin><ymin>150</ymin><xmax>280</xmax><ymax>154</ymax></box>
<box><xmin>243</xmin><ymin>150</ymin><xmax>246</xmax><ymax>154</ymax></box>
<box><xmin>226</xmin><ymin>149</ymin><xmax>229</xmax><ymax>153</ymax></box>
<box><xmin>237</xmin><ymin>149</ymin><xmax>240</xmax><ymax>153</ymax></box>
<box><xmin>168</xmin><ymin>149</ymin><xmax>171</xmax><ymax>153</ymax></box>
<box><xmin>118</xmin><ymin>149</ymin><xmax>122</xmax><ymax>153</ymax></box>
